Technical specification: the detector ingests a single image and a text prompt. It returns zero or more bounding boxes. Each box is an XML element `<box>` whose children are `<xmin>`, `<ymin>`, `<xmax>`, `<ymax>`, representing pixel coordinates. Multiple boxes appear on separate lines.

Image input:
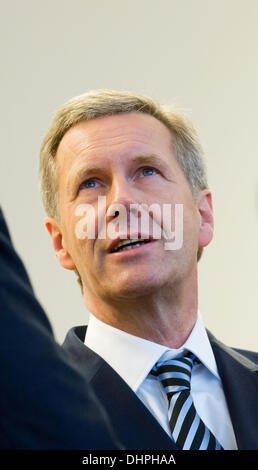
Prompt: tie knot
<box><xmin>151</xmin><ymin>352</ymin><xmax>199</xmax><ymax>394</ymax></box>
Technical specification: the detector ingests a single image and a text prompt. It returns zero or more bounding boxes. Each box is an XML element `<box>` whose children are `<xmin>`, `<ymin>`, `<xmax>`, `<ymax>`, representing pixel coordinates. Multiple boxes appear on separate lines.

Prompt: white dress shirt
<box><xmin>84</xmin><ymin>311</ymin><xmax>237</xmax><ymax>450</ymax></box>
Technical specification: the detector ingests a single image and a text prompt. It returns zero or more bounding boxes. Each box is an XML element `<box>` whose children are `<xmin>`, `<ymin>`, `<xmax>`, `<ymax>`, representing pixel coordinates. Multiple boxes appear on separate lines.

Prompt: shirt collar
<box><xmin>84</xmin><ymin>311</ymin><xmax>220</xmax><ymax>392</ymax></box>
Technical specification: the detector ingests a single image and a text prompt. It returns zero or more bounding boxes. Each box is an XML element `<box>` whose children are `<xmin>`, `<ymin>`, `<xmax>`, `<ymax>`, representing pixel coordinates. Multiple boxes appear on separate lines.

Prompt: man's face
<box><xmin>47</xmin><ymin>112</ymin><xmax>213</xmax><ymax>304</ymax></box>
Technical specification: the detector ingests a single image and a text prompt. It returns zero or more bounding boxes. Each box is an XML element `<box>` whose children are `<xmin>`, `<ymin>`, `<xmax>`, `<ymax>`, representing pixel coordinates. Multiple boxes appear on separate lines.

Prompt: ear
<box><xmin>45</xmin><ymin>217</ymin><xmax>76</xmax><ymax>270</ymax></box>
<box><xmin>197</xmin><ymin>190</ymin><xmax>214</xmax><ymax>248</ymax></box>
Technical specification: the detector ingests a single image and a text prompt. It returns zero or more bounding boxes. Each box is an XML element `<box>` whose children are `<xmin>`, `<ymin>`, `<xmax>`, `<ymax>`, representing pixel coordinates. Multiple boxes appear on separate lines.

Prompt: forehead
<box><xmin>56</xmin><ymin>112</ymin><xmax>174</xmax><ymax>169</ymax></box>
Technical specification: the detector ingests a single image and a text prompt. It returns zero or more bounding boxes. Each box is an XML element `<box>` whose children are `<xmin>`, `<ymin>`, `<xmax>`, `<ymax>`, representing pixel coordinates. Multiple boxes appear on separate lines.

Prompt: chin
<box><xmin>107</xmin><ymin>270</ymin><xmax>167</xmax><ymax>299</ymax></box>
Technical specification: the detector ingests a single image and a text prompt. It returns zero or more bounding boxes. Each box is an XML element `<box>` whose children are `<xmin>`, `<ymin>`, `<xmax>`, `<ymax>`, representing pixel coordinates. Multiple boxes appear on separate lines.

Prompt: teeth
<box><xmin>115</xmin><ymin>238</ymin><xmax>142</xmax><ymax>250</ymax></box>
<box><xmin>119</xmin><ymin>243</ymin><xmax>142</xmax><ymax>252</ymax></box>
<box><xmin>112</xmin><ymin>238</ymin><xmax>150</xmax><ymax>252</ymax></box>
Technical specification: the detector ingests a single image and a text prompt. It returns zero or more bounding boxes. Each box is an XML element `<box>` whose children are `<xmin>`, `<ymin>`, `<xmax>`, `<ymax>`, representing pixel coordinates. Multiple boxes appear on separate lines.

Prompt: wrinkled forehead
<box><xmin>56</xmin><ymin>112</ymin><xmax>175</xmax><ymax>169</ymax></box>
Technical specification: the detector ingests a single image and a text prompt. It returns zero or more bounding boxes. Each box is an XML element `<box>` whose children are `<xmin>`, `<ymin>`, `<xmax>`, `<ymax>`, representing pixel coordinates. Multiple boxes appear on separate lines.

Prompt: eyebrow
<box><xmin>130</xmin><ymin>154</ymin><xmax>166</xmax><ymax>167</ymax></box>
<box><xmin>67</xmin><ymin>153</ymin><xmax>168</xmax><ymax>194</ymax></box>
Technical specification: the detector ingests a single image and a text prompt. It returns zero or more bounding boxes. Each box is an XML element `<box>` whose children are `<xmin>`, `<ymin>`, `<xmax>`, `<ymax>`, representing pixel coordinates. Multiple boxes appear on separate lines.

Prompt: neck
<box><xmin>83</xmin><ymin>270</ymin><xmax>198</xmax><ymax>349</ymax></box>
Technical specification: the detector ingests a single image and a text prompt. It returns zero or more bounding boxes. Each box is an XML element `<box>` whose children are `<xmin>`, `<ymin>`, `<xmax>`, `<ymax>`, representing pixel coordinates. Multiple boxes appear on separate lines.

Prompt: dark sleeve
<box><xmin>0</xmin><ymin>208</ymin><xmax>122</xmax><ymax>449</ymax></box>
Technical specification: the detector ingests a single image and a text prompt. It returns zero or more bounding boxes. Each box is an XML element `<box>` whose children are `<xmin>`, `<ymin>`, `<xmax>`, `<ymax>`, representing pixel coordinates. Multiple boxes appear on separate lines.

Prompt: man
<box><xmin>40</xmin><ymin>89</ymin><xmax>258</xmax><ymax>450</ymax></box>
<box><xmin>0</xmin><ymin>207</ymin><xmax>122</xmax><ymax>449</ymax></box>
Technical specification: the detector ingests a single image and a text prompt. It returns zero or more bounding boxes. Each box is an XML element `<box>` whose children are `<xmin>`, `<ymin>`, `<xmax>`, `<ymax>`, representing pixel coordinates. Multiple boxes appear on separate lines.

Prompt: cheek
<box><xmin>69</xmin><ymin>239</ymin><xmax>94</xmax><ymax>284</ymax></box>
<box><xmin>73</xmin><ymin>200</ymin><xmax>104</xmax><ymax>241</ymax></box>
<box><xmin>182</xmin><ymin>208</ymin><xmax>200</xmax><ymax>249</ymax></box>
<box><xmin>61</xmin><ymin>215</ymin><xmax>88</xmax><ymax>264</ymax></box>
<box><xmin>157</xmin><ymin>197</ymin><xmax>184</xmax><ymax>235</ymax></box>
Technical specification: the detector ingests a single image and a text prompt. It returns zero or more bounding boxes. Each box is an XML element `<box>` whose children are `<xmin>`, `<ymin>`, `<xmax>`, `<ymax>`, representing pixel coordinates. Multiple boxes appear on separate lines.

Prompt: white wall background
<box><xmin>1</xmin><ymin>0</ymin><xmax>258</xmax><ymax>349</ymax></box>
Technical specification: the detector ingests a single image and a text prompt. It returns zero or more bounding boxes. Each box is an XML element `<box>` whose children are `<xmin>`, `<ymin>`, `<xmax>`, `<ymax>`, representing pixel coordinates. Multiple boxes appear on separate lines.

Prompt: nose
<box><xmin>106</xmin><ymin>174</ymin><xmax>140</xmax><ymax>223</ymax></box>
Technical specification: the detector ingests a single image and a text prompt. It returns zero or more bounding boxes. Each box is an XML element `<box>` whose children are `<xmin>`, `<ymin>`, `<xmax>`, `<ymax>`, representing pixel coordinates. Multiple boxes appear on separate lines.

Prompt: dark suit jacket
<box><xmin>0</xmin><ymin>208</ymin><xmax>121</xmax><ymax>449</ymax></box>
<box><xmin>63</xmin><ymin>325</ymin><xmax>258</xmax><ymax>450</ymax></box>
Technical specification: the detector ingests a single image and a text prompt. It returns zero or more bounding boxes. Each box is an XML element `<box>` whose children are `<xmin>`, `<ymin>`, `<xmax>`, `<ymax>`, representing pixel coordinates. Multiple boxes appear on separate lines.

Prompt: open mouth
<box><xmin>110</xmin><ymin>238</ymin><xmax>152</xmax><ymax>253</ymax></box>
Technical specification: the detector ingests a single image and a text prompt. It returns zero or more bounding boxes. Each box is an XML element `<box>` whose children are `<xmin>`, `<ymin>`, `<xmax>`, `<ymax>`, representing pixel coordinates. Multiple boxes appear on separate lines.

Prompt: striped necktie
<box><xmin>151</xmin><ymin>352</ymin><xmax>224</xmax><ymax>450</ymax></box>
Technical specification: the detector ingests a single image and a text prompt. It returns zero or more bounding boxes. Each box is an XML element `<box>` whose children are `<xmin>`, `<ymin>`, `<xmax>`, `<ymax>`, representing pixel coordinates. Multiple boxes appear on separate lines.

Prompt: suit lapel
<box><xmin>209</xmin><ymin>332</ymin><xmax>258</xmax><ymax>450</ymax></box>
<box><xmin>63</xmin><ymin>326</ymin><xmax>177</xmax><ymax>450</ymax></box>
<box><xmin>63</xmin><ymin>325</ymin><xmax>258</xmax><ymax>450</ymax></box>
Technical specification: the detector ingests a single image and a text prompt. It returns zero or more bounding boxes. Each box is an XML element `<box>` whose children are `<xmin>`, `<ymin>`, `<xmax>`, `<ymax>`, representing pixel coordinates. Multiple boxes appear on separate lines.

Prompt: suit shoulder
<box><xmin>233</xmin><ymin>347</ymin><xmax>258</xmax><ymax>365</ymax></box>
<box><xmin>208</xmin><ymin>331</ymin><xmax>258</xmax><ymax>369</ymax></box>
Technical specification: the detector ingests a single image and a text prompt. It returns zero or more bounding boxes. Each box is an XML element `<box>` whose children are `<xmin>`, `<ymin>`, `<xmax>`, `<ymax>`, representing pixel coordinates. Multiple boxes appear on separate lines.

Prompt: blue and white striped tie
<box><xmin>151</xmin><ymin>352</ymin><xmax>223</xmax><ymax>450</ymax></box>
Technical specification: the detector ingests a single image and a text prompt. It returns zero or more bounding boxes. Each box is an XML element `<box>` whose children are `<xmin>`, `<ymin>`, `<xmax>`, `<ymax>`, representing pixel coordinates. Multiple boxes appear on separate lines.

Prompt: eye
<box><xmin>79</xmin><ymin>179</ymin><xmax>100</xmax><ymax>190</ymax></box>
<box><xmin>140</xmin><ymin>167</ymin><xmax>158</xmax><ymax>177</ymax></box>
